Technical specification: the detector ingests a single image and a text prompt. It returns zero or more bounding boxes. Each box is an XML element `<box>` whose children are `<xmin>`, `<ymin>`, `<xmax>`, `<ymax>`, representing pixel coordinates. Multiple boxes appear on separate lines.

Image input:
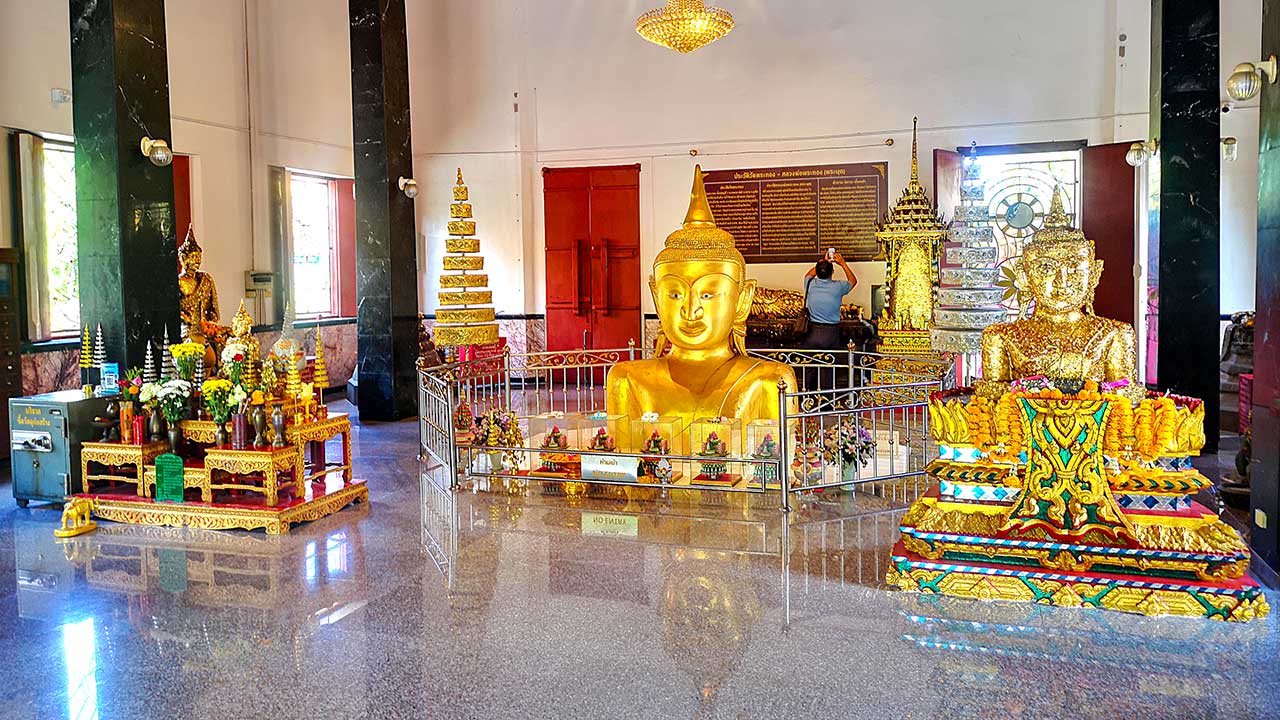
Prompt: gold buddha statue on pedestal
<box><xmin>178</xmin><ymin>225</ymin><xmax>220</xmax><ymax>333</ymax></box>
<box><xmin>606</xmin><ymin>166</ymin><xmax>797</xmax><ymax>434</ymax></box>
<box><xmin>978</xmin><ymin>187</ymin><xmax>1137</xmax><ymax>396</ymax></box>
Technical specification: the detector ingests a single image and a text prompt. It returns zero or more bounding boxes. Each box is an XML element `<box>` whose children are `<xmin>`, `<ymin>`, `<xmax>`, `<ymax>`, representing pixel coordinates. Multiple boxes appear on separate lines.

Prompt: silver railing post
<box><xmin>444</xmin><ymin>370</ymin><xmax>460</xmax><ymax>490</ymax></box>
<box><xmin>503</xmin><ymin>345</ymin><xmax>513</xmax><ymax>409</ymax></box>
<box><xmin>777</xmin><ymin>378</ymin><xmax>791</xmax><ymax>513</ymax></box>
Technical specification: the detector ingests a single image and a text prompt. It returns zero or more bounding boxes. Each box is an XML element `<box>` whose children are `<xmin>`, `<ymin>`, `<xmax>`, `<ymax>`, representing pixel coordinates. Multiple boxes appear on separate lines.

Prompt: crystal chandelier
<box><xmin>635</xmin><ymin>0</ymin><xmax>735</xmax><ymax>54</ymax></box>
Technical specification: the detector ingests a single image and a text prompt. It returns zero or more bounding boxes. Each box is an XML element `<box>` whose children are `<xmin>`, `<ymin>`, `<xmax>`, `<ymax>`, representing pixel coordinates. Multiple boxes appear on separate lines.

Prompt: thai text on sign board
<box><xmin>701</xmin><ymin>162</ymin><xmax>889</xmax><ymax>263</ymax></box>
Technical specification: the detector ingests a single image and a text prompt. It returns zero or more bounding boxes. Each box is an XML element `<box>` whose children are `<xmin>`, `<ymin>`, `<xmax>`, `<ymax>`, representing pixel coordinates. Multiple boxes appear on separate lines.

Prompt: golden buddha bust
<box><xmin>178</xmin><ymin>225</ymin><xmax>220</xmax><ymax>334</ymax></box>
<box><xmin>606</xmin><ymin>166</ymin><xmax>797</xmax><ymax>434</ymax></box>
<box><xmin>978</xmin><ymin>188</ymin><xmax>1136</xmax><ymax>396</ymax></box>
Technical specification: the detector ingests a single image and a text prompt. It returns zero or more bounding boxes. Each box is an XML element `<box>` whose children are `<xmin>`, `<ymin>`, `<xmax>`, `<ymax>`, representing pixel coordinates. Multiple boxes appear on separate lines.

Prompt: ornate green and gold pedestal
<box><xmin>888</xmin><ymin>384</ymin><xmax>1268</xmax><ymax>622</ymax></box>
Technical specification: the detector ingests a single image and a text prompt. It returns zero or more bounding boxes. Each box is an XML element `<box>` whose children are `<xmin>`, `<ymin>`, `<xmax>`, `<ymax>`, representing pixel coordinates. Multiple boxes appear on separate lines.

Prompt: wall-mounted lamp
<box><xmin>1125</xmin><ymin>139</ymin><xmax>1158</xmax><ymax>167</ymax></box>
<box><xmin>1222</xmin><ymin>137</ymin><xmax>1238</xmax><ymax>162</ymax></box>
<box><xmin>398</xmin><ymin>176</ymin><xmax>418</xmax><ymax>199</ymax></box>
<box><xmin>139</xmin><ymin>136</ymin><xmax>173</xmax><ymax>167</ymax></box>
<box><xmin>1227</xmin><ymin>55</ymin><xmax>1277</xmax><ymax>101</ymax></box>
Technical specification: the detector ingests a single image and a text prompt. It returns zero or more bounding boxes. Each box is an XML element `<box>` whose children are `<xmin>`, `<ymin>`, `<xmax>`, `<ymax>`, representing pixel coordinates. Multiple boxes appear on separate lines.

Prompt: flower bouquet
<box><xmin>170</xmin><ymin>342</ymin><xmax>205</xmax><ymax>382</ymax></box>
<box><xmin>474</xmin><ymin>409</ymin><xmax>525</xmax><ymax>472</ymax></box>
<box><xmin>156</xmin><ymin>379</ymin><xmax>192</xmax><ymax>453</ymax></box>
<box><xmin>201</xmin><ymin>378</ymin><xmax>235</xmax><ymax>445</ymax></box>
<box><xmin>823</xmin><ymin>418</ymin><xmax>877</xmax><ymax>481</ymax></box>
<box><xmin>221</xmin><ymin>341</ymin><xmax>248</xmax><ymax>385</ymax></box>
<box><xmin>117</xmin><ymin>367</ymin><xmax>143</xmax><ymax>405</ymax></box>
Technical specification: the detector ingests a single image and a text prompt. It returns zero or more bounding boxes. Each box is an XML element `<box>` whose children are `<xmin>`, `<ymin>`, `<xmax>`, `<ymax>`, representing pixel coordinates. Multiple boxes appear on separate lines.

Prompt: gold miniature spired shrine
<box><xmin>875</xmin><ymin>118</ymin><xmax>946</xmax><ymax>359</ymax></box>
<box><xmin>886</xmin><ymin>192</ymin><xmax>1267</xmax><ymax>621</ymax></box>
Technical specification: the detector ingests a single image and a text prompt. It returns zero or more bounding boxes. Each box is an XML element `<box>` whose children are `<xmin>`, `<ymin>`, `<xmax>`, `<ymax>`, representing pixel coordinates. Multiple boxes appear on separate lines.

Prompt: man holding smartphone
<box><xmin>800</xmin><ymin>250</ymin><xmax>857</xmax><ymax>390</ymax></box>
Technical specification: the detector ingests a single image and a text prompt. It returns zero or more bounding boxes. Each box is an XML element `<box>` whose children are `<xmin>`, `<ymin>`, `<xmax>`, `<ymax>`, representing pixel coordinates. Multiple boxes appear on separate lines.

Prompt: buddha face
<box><xmin>1018</xmin><ymin>242</ymin><xmax>1101</xmax><ymax>315</ymax></box>
<box><xmin>651</xmin><ymin>261</ymin><xmax>752</xmax><ymax>352</ymax></box>
<box><xmin>181</xmin><ymin>250</ymin><xmax>202</xmax><ymax>274</ymax></box>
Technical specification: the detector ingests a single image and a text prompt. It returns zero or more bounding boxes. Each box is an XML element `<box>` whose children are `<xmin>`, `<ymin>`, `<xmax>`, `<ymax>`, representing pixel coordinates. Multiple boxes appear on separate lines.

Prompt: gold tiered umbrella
<box><xmin>435</xmin><ymin>169</ymin><xmax>500</xmax><ymax>348</ymax></box>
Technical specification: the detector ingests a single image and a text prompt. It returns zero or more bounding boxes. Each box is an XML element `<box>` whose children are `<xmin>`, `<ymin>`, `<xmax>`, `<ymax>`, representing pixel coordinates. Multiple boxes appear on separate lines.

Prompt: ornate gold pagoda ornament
<box><xmin>876</xmin><ymin>117</ymin><xmax>946</xmax><ymax>358</ymax></box>
<box><xmin>636</xmin><ymin>0</ymin><xmax>735</xmax><ymax>54</ymax></box>
<box><xmin>436</xmin><ymin>169</ymin><xmax>500</xmax><ymax>348</ymax></box>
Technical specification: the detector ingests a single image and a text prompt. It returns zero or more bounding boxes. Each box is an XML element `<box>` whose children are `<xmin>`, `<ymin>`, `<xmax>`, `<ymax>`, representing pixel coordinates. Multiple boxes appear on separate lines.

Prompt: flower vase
<box><xmin>214</xmin><ymin>420</ymin><xmax>229</xmax><ymax>447</ymax></box>
<box><xmin>252</xmin><ymin>405</ymin><xmax>268</xmax><ymax>448</ymax></box>
<box><xmin>118</xmin><ymin>401</ymin><xmax>134</xmax><ymax>444</ymax></box>
<box><xmin>167</xmin><ymin>425</ymin><xmax>182</xmax><ymax>455</ymax></box>
<box><xmin>149</xmin><ymin>409</ymin><xmax>165</xmax><ymax>442</ymax></box>
<box><xmin>103</xmin><ymin>400</ymin><xmax>120</xmax><ymax>442</ymax></box>
<box><xmin>231</xmin><ymin>413</ymin><xmax>249</xmax><ymax>449</ymax></box>
<box><xmin>271</xmin><ymin>404</ymin><xmax>287</xmax><ymax>448</ymax></box>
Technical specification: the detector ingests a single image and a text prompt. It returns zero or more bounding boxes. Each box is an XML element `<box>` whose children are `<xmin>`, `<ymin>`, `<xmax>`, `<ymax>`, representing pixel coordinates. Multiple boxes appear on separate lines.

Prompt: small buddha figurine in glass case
<box><xmin>746</xmin><ymin>419</ymin><xmax>782</xmax><ymax>488</ymax></box>
<box><xmin>691</xmin><ymin>416</ymin><xmax>743</xmax><ymax>485</ymax></box>
<box><xmin>630</xmin><ymin>413</ymin><xmax>684</xmax><ymax>483</ymax></box>
<box><xmin>582</xmin><ymin>411</ymin><xmax>625</xmax><ymax>453</ymax></box>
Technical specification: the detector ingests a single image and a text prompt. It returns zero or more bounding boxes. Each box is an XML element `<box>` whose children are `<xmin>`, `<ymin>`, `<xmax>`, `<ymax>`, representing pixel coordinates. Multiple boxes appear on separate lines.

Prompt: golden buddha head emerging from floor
<box><xmin>179</xmin><ymin>224</ymin><xmax>203</xmax><ymax>273</ymax></box>
<box><xmin>1016</xmin><ymin>187</ymin><xmax>1101</xmax><ymax>316</ymax></box>
<box><xmin>605</xmin><ymin>165</ymin><xmax>796</xmax><ymax>430</ymax></box>
<box><xmin>652</xmin><ymin>165</ymin><xmax>753</xmax><ymax>356</ymax></box>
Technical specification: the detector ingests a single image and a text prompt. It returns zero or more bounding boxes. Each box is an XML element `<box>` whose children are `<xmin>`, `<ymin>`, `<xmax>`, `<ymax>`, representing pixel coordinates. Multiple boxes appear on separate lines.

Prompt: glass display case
<box><xmin>691</xmin><ymin>417</ymin><xmax>743</xmax><ymax>486</ymax></box>
<box><xmin>745</xmin><ymin>419</ymin><xmax>782</xmax><ymax>488</ymax></box>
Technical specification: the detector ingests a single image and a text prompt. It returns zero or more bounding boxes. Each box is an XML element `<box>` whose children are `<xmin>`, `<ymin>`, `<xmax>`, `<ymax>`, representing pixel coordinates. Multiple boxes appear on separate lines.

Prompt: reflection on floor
<box><xmin>0</xmin><ymin>401</ymin><xmax>1276</xmax><ymax>719</ymax></box>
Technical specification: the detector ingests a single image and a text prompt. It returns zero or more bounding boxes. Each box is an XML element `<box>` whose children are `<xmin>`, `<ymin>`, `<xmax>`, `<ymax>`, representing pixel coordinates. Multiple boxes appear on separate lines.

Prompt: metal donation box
<box><xmin>8</xmin><ymin>391</ymin><xmax>110</xmax><ymax>507</ymax></box>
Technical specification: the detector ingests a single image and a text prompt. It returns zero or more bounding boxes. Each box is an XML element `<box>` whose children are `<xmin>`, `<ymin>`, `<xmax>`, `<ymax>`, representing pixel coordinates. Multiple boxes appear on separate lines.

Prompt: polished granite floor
<box><xmin>0</xmin><ymin>402</ymin><xmax>1276</xmax><ymax>719</ymax></box>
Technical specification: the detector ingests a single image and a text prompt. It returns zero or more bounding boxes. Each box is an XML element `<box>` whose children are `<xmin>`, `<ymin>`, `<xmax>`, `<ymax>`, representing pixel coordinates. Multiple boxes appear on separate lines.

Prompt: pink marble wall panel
<box><xmin>252</xmin><ymin>322</ymin><xmax>356</xmax><ymax>389</ymax></box>
<box><xmin>22</xmin><ymin>348</ymin><xmax>82</xmax><ymax>395</ymax></box>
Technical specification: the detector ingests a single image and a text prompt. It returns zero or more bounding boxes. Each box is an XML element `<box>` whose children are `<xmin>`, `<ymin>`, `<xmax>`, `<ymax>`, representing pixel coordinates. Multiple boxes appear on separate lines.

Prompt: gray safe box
<box><xmin>9</xmin><ymin>391</ymin><xmax>111</xmax><ymax>506</ymax></box>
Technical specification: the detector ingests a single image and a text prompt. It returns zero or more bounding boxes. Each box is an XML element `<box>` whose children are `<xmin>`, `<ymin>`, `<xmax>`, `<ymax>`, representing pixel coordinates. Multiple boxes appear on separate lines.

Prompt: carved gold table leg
<box><xmin>264</xmin><ymin>459</ymin><xmax>278</xmax><ymax>507</ymax></box>
<box><xmin>80</xmin><ymin>457</ymin><xmax>89</xmax><ymax>494</ymax></box>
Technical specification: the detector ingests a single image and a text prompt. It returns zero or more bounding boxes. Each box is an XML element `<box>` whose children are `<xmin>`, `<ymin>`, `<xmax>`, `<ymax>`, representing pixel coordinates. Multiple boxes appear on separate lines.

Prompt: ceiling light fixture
<box><xmin>636</xmin><ymin>0</ymin><xmax>734</xmax><ymax>54</ymax></box>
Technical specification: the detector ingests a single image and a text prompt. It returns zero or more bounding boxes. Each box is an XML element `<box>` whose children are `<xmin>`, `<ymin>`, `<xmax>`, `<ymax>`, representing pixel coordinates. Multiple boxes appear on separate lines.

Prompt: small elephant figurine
<box><xmin>54</xmin><ymin>498</ymin><xmax>97</xmax><ymax>538</ymax></box>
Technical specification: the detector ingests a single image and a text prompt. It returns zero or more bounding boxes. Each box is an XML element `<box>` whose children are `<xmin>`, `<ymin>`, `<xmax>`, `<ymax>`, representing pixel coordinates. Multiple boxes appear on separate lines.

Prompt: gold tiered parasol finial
<box><xmin>909</xmin><ymin>116</ymin><xmax>920</xmax><ymax>188</ymax></box>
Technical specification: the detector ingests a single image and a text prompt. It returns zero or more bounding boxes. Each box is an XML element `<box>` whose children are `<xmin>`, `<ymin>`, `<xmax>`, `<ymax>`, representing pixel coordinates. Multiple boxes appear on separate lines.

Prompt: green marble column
<box><xmin>70</xmin><ymin>0</ymin><xmax>180</xmax><ymax>369</ymax></box>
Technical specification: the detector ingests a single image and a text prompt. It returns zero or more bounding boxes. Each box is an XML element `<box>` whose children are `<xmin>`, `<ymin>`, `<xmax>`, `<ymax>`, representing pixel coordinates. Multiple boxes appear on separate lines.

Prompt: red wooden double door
<box><xmin>543</xmin><ymin>165</ymin><xmax>642</xmax><ymax>352</ymax></box>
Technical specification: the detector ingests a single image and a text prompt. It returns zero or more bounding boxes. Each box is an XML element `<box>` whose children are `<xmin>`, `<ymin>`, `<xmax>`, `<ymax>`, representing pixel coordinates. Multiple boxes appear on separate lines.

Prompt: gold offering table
<box><xmin>81</xmin><ymin>440</ymin><xmax>170</xmax><ymax>497</ymax></box>
<box><xmin>205</xmin><ymin>444</ymin><xmax>304</xmax><ymax>507</ymax></box>
<box><xmin>71</xmin><ymin>412</ymin><xmax>365</xmax><ymax>535</ymax></box>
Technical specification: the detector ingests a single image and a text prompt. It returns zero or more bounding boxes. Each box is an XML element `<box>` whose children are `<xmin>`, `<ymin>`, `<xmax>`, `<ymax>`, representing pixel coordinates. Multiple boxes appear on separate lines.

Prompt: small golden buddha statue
<box><xmin>178</xmin><ymin>224</ymin><xmax>220</xmax><ymax>333</ymax></box>
<box><xmin>978</xmin><ymin>187</ymin><xmax>1137</xmax><ymax>396</ymax></box>
<box><xmin>226</xmin><ymin>300</ymin><xmax>262</xmax><ymax>377</ymax></box>
<box><xmin>606</xmin><ymin>166</ymin><xmax>797</xmax><ymax>434</ymax></box>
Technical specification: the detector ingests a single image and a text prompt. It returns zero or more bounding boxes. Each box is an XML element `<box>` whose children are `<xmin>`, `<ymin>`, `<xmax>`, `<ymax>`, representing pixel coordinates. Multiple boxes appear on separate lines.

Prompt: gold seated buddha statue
<box><xmin>978</xmin><ymin>188</ymin><xmax>1138</xmax><ymax>398</ymax></box>
<box><xmin>606</xmin><ymin>167</ymin><xmax>797</xmax><ymax>435</ymax></box>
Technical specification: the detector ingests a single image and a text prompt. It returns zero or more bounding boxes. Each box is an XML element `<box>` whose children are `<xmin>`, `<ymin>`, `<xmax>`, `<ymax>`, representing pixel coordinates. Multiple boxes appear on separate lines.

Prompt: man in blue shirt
<box><xmin>801</xmin><ymin>252</ymin><xmax>857</xmax><ymax>390</ymax></box>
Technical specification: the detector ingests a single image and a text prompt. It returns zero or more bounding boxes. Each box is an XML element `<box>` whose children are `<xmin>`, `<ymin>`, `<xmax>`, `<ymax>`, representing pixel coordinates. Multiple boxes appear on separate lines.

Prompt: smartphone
<box><xmin>827</xmin><ymin>248</ymin><xmax>836</xmax><ymax>260</ymax></box>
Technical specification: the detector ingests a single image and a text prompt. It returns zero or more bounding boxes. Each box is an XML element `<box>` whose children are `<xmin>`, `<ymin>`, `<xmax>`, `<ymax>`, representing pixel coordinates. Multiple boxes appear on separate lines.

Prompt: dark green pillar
<box><xmin>70</xmin><ymin>0</ymin><xmax>180</xmax><ymax>369</ymax></box>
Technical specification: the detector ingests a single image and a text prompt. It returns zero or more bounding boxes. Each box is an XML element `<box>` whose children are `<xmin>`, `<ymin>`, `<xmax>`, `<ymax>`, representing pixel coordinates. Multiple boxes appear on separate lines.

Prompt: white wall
<box><xmin>0</xmin><ymin>0</ymin><xmax>354</xmax><ymax>325</ymax></box>
<box><xmin>1220</xmin><ymin>0</ymin><xmax>1262</xmax><ymax>314</ymax></box>
<box><xmin>0</xmin><ymin>0</ymin><xmax>1262</xmax><ymax>328</ymax></box>
<box><xmin>407</xmin><ymin>0</ymin><xmax>1169</xmax><ymax>325</ymax></box>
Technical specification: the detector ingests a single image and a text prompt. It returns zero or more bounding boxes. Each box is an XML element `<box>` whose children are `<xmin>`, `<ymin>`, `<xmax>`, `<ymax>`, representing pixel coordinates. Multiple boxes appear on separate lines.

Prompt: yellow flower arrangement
<box><xmin>991</xmin><ymin>393</ymin><xmax>1023</xmax><ymax>462</ymax></box>
<box><xmin>201</xmin><ymin>377</ymin><xmax>235</xmax><ymax>424</ymax></box>
<box><xmin>1103</xmin><ymin>395</ymin><xmax>1135</xmax><ymax>455</ymax></box>
<box><xmin>170</xmin><ymin>341</ymin><xmax>206</xmax><ymax>381</ymax></box>
<box><xmin>170</xmin><ymin>342</ymin><xmax>206</xmax><ymax>360</ymax></box>
<box><xmin>964</xmin><ymin>395</ymin><xmax>994</xmax><ymax>450</ymax></box>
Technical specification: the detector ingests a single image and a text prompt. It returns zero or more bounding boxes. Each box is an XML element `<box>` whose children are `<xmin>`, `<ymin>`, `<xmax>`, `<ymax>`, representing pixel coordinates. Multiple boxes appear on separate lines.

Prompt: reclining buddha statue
<box><xmin>886</xmin><ymin>186</ymin><xmax>1267</xmax><ymax>622</ymax></box>
<box><xmin>606</xmin><ymin>166</ymin><xmax>797</xmax><ymax>435</ymax></box>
